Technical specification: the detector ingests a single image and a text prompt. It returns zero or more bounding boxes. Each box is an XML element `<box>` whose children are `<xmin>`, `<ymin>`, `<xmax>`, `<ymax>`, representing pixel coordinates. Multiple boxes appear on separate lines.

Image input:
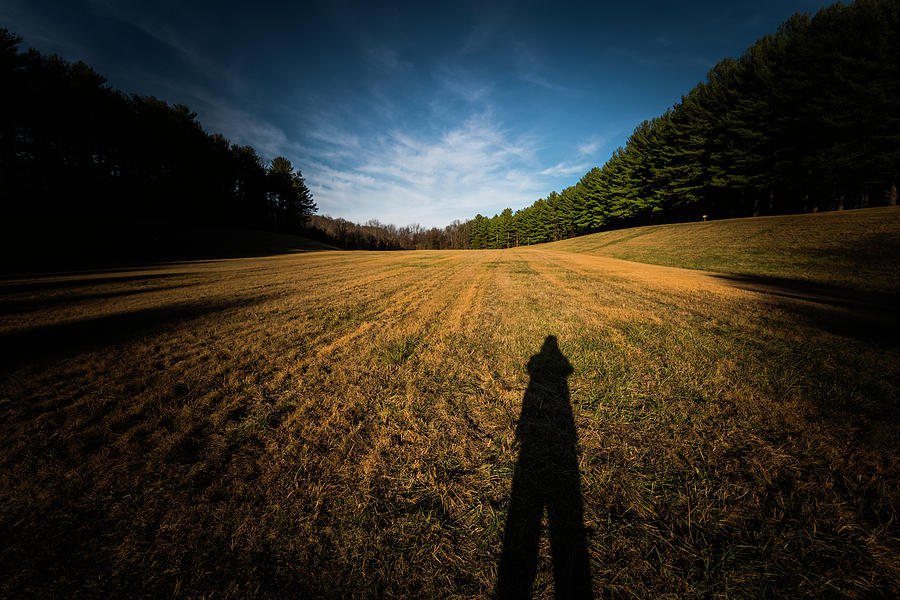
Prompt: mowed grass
<box><xmin>549</xmin><ymin>206</ymin><xmax>900</xmax><ymax>294</ymax></box>
<box><xmin>0</xmin><ymin>238</ymin><xmax>898</xmax><ymax>597</ymax></box>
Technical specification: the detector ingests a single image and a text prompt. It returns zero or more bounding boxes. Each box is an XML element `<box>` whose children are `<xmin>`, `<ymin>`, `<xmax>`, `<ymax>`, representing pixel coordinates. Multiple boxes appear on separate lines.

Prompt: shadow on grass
<box><xmin>0</xmin><ymin>217</ymin><xmax>337</xmax><ymax>277</ymax></box>
<box><xmin>0</xmin><ymin>272</ymin><xmax>189</xmax><ymax>295</ymax></box>
<box><xmin>496</xmin><ymin>335</ymin><xmax>592</xmax><ymax>600</ymax></box>
<box><xmin>0</xmin><ymin>283</ymin><xmax>200</xmax><ymax>316</ymax></box>
<box><xmin>713</xmin><ymin>273</ymin><xmax>900</xmax><ymax>347</ymax></box>
<box><xmin>0</xmin><ymin>296</ymin><xmax>266</xmax><ymax>373</ymax></box>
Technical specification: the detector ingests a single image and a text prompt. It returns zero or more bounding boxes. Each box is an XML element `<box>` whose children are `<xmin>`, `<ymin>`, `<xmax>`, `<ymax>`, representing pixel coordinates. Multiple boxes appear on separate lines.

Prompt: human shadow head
<box><xmin>518</xmin><ymin>336</ymin><xmax>577</xmax><ymax>442</ymax></box>
<box><xmin>527</xmin><ymin>335</ymin><xmax>573</xmax><ymax>379</ymax></box>
<box><xmin>497</xmin><ymin>335</ymin><xmax>592</xmax><ymax>600</ymax></box>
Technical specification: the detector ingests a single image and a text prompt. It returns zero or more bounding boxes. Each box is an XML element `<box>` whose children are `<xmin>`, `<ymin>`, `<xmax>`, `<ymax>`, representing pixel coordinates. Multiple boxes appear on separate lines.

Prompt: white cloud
<box><xmin>305</xmin><ymin>112</ymin><xmax>549</xmax><ymax>226</ymax></box>
<box><xmin>576</xmin><ymin>138</ymin><xmax>603</xmax><ymax>156</ymax></box>
<box><xmin>539</xmin><ymin>161</ymin><xmax>589</xmax><ymax>177</ymax></box>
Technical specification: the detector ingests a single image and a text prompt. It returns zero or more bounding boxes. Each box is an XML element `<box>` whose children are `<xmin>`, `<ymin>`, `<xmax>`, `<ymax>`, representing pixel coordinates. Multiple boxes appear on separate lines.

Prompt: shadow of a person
<box><xmin>496</xmin><ymin>335</ymin><xmax>592</xmax><ymax>599</ymax></box>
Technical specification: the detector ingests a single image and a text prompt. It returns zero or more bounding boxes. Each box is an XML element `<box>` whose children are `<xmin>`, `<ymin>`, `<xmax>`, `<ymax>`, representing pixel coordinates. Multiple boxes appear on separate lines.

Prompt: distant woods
<box><xmin>470</xmin><ymin>0</ymin><xmax>900</xmax><ymax>249</ymax></box>
<box><xmin>0</xmin><ymin>29</ymin><xmax>316</xmax><ymax>236</ymax></box>
<box><xmin>305</xmin><ymin>216</ymin><xmax>472</xmax><ymax>250</ymax></box>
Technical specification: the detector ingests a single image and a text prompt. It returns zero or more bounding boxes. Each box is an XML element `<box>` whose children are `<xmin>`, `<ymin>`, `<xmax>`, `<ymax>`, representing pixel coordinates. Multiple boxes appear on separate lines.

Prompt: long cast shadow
<box><xmin>1</xmin><ymin>217</ymin><xmax>336</xmax><ymax>276</ymax></box>
<box><xmin>0</xmin><ymin>272</ymin><xmax>187</xmax><ymax>295</ymax></box>
<box><xmin>712</xmin><ymin>272</ymin><xmax>900</xmax><ymax>347</ymax></box>
<box><xmin>0</xmin><ymin>283</ymin><xmax>199</xmax><ymax>316</ymax></box>
<box><xmin>0</xmin><ymin>295</ymin><xmax>270</xmax><ymax>373</ymax></box>
<box><xmin>497</xmin><ymin>335</ymin><xmax>592</xmax><ymax>599</ymax></box>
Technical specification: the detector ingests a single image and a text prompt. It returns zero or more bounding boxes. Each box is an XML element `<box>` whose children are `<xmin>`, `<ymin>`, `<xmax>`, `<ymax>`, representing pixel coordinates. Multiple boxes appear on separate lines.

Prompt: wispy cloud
<box><xmin>609</xmin><ymin>46</ymin><xmax>715</xmax><ymax>71</ymax></box>
<box><xmin>202</xmin><ymin>106</ymin><xmax>293</xmax><ymax>158</ymax></box>
<box><xmin>512</xmin><ymin>40</ymin><xmax>575</xmax><ymax>93</ymax></box>
<box><xmin>656</xmin><ymin>35</ymin><xmax>675</xmax><ymax>47</ymax></box>
<box><xmin>539</xmin><ymin>161</ymin><xmax>589</xmax><ymax>177</ymax></box>
<box><xmin>576</xmin><ymin>136</ymin><xmax>607</xmax><ymax>157</ymax></box>
<box><xmin>88</xmin><ymin>0</ymin><xmax>243</xmax><ymax>92</ymax></box>
<box><xmin>458</xmin><ymin>17</ymin><xmax>502</xmax><ymax>56</ymax></box>
<box><xmin>434</xmin><ymin>64</ymin><xmax>495</xmax><ymax>104</ymax></box>
<box><xmin>742</xmin><ymin>13</ymin><xmax>764</xmax><ymax>28</ymax></box>
<box><xmin>519</xmin><ymin>70</ymin><xmax>569</xmax><ymax>91</ymax></box>
<box><xmin>362</xmin><ymin>43</ymin><xmax>412</xmax><ymax>72</ymax></box>
<box><xmin>0</xmin><ymin>2</ymin><xmax>93</xmax><ymax>62</ymax></box>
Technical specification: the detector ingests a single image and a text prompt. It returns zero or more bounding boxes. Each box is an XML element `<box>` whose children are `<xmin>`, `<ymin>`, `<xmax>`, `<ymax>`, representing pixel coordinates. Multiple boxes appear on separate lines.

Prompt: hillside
<box><xmin>548</xmin><ymin>206</ymin><xmax>900</xmax><ymax>294</ymax></box>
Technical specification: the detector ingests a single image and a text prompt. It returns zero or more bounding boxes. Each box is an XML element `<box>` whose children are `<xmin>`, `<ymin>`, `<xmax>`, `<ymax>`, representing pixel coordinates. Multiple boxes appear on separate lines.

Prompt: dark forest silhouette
<box><xmin>497</xmin><ymin>336</ymin><xmax>592</xmax><ymax>600</ymax></box>
<box><xmin>0</xmin><ymin>29</ymin><xmax>315</xmax><ymax>238</ymax></box>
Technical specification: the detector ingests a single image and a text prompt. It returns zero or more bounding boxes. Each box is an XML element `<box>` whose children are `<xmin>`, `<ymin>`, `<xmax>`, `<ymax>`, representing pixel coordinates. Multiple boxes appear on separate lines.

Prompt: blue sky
<box><xmin>2</xmin><ymin>0</ymin><xmax>831</xmax><ymax>227</ymax></box>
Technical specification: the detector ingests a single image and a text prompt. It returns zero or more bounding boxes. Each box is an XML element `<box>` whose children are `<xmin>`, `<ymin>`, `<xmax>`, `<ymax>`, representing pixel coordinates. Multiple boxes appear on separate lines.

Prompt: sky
<box><xmin>2</xmin><ymin>0</ymin><xmax>832</xmax><ymax>227</ymax></box>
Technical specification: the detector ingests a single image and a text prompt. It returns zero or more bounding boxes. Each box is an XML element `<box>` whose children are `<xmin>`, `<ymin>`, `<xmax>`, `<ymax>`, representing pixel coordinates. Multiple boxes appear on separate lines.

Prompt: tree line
<box><xmin>468</xmin><ymin>0</ymin><xmax>900</xmax><ymax>249</ymax></box>
<box><xmin>305</xmin><ymin>215</ymin><xmax>472</xmax><ymax>250</ymax></box>
<box><xmin>0</xmin><ymin>29</ymin><xmax>316</xmax><ymax>235</ymax></box>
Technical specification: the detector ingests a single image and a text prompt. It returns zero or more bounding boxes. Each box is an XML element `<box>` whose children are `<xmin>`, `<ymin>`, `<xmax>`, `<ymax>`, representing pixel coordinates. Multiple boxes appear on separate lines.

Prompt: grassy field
<box><xmin>1</xmin><ymin>212</ymin><xmax>899</xmax><ymax>598</ymax></box>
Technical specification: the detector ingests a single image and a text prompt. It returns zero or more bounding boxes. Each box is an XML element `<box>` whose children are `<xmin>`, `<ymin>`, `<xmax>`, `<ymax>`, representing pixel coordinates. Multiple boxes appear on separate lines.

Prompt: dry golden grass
<box><xmin>1</xmin><ymin>242</ymin><xmax>898</xmax><ymax>598</ymax></box>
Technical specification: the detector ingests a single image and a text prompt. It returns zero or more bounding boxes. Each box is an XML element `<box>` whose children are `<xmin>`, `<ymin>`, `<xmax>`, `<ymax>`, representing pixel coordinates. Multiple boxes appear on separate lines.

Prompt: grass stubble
<box><xmin>1</xmin><ymin>211</ymin><xmax>898</xmax><ymax>598</ymax></box>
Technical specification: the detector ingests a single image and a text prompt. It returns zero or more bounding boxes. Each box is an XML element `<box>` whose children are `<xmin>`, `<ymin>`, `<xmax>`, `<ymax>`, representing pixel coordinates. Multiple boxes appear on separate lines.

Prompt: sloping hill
<box><xmin>548</xmin><ymin>206</ymin><xmax>900</xmax><ymax>294</ymax></box>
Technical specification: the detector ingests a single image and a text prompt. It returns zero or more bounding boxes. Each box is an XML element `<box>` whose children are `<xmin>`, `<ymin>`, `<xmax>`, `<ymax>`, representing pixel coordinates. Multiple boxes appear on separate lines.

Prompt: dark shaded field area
<box><xmin>0</xmin><ymin>217</ymin><xmax>334</xmax><ymax>275</ymax></box>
